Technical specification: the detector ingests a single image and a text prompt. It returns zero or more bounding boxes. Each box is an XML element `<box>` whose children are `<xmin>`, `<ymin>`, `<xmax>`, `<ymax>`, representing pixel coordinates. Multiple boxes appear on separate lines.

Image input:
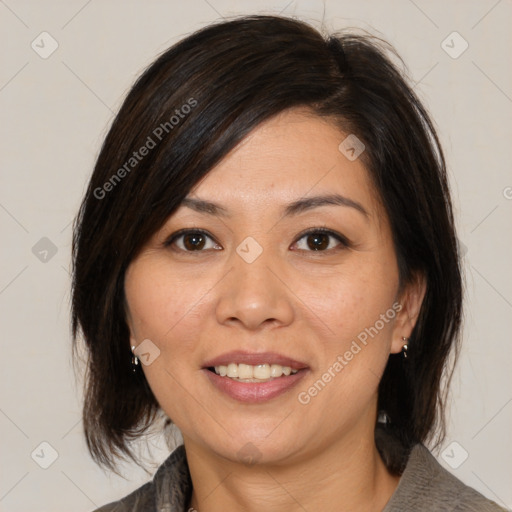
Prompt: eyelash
<box><xmin>163</xmin><ymin>227</ymin><xmax>350</xmax><ymax>255</ymax></box>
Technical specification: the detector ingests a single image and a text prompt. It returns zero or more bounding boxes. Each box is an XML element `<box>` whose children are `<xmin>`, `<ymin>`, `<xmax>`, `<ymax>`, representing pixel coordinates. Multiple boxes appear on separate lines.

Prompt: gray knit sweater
<box><xmin>93</xmin><ymin>443</ymin><xmax>508</xmax><ymax>511</ymax></box>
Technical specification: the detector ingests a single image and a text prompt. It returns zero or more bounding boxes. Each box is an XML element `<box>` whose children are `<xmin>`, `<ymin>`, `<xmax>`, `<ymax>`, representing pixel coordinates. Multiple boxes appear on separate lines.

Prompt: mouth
<box><xmin>202</xmin><ymin>351</ymin><xmax>309</xmax><ymax>403</ymax></box>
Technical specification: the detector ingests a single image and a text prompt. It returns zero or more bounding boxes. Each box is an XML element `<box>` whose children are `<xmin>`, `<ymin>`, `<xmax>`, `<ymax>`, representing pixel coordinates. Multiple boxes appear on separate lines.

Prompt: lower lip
<box><xmin>203</xmin><ymin>368</ymin><xmax>308</xmax><ymax>403</ymax></box>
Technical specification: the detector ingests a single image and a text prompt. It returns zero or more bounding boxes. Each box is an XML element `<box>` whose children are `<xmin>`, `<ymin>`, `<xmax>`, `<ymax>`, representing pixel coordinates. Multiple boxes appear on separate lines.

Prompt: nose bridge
<box><xmin>215</xmin><ymin>233</ymin><xmax>294</xmax><ymax>329</ymax></box>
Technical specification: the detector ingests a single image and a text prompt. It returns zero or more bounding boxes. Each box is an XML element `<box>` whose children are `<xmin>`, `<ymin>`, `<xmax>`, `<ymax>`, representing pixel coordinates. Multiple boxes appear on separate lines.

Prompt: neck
<box><xmin>184</xmin><ymin>423</ymin><xmax>400</xmax><ymax>512</ymax></box>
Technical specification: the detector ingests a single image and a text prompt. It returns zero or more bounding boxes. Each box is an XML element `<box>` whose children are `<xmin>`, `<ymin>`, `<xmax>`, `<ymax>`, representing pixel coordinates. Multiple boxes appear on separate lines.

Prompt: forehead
<box><xmin>183</xmin><ymin>108</ymin><xmax>383</xmax><ymax>222</ymax></box>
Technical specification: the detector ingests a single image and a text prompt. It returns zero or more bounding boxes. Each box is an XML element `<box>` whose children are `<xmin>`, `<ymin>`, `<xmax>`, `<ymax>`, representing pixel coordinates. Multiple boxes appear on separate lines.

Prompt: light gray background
<box><xmin>1</xmin><ymin>1</ymin><xmax>511</xmax><ymax>510</ymax></box>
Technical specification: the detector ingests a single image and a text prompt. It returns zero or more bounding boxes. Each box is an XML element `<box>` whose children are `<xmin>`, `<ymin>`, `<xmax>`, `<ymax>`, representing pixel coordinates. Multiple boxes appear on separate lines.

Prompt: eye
<box><xmin>164</xmin><ymin>227</ymin><xmax>349</xmax><ymax>254</ymax></box>
<box><xmin>292</xmin><ymin>228</ymin><xmax>349</xmax><ymax>252</ymax></box>
<box><xmin>164</xmin><ymin>229</ymin><xmax>221</xmax><ymax>252</ymax></box>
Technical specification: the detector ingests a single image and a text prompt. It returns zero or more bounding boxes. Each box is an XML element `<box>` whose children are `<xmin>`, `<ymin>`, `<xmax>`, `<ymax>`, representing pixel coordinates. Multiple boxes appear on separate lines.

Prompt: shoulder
<box><xmin>90</xmin><ymin>444</ymin><xmax>191</xmax><ymax>512</ymax></box>
<box><xmin>384</xmin><ymin>443</ymin><xmax>509</xmax><ymax>512</ymax></box>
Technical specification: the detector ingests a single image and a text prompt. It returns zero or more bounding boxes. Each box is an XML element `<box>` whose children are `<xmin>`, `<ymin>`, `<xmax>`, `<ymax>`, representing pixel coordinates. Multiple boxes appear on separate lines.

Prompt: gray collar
<box><xmin>146</xmin><ymin>443</ymin><xmax>505</xmax><ymax>512</ymax></box>
<box><xmin>153</xmin><ymin>444</ymin><xmax>191</xmax><ymax>512</ymax></box>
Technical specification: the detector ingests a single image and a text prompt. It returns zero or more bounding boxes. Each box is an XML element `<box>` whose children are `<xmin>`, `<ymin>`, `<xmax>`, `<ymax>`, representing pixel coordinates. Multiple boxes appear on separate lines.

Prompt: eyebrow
<box><xmin>181</xmin><ymin>193</ymin><xmax>369</xmax><ymax>220</ymax></box>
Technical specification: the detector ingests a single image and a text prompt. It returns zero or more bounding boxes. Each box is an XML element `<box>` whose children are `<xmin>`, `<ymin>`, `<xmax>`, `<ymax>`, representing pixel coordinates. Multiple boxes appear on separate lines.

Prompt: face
<box><xmin>124</xmin><ymin>108</ymin><xmax>421</xmax><ymax>466</ymax></box>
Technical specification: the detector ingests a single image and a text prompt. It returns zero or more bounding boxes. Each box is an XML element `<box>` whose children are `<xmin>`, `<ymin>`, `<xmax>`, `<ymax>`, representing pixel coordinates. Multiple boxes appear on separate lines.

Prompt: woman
<box><xmin>71</xmin><ymin>14</ymin><xmax>507</xmax><ymax>512</ymax></box>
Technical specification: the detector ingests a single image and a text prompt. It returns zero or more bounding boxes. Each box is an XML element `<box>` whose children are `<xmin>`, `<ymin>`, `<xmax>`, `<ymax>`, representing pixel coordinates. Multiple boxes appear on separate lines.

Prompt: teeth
<box><xmin>253</xmin><ymin>364</ymin><xmax>269</xmax><ymax>379</ymax></box>
<box><xmin>213</xmin><ymin>363</ymin><xmax>299</xmax><ymax>380</ymax></box>
<box><xmin>227</xmin><ymin>363</ymin><xmax>238</xmax><ymax>377</ymax></box>
<box><xmin>239</xmin><ymin>363</ymin><xmax>253</xmax><ymax>379</ymax></box>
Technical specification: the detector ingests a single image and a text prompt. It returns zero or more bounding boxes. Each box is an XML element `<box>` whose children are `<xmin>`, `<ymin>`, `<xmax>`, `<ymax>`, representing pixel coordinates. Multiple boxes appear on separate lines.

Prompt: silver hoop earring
<box><xmin>131</xmin><ymin>345</ymin><xmax>140</xmax><ymax>372</ymax></box>
<box><xmin>377</xmin><ymin>410</ymin><xmax>391</xmax><ymax>425</ymax></box>
<box><xmin>401</xmin><ymin>336</ymin><xmax>409</xmax><ymax>359</ymax></box>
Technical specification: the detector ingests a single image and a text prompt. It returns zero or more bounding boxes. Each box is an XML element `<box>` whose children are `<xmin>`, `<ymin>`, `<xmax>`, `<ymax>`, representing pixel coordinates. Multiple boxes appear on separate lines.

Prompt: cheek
<box><xmin>298</xmin><ymin>253</ymin><xmax>399</xmax><ymax>396</ymax></box>
<box><xmin>333</xmin><ymin>282</ymin><xmax>396</xmax><ymax>345</ymax></box>
<box><xmin>294</xmin><ymin>279</ymin><xmax>399</xmax><ymax>433</ymax></box>
<box><xmin>125</xmin><ymin>258</ymin><xmax>206</xmax><ymax>345</ymax></box>
<box><xmin>306</xmin><ymin>258</ymin><xmax>398</xmax><ymax>347</ymax></box>
<box><xmin>124</xmin><ymin>259</ymin><xmax>211</xmax><ymax>416</ymax></box>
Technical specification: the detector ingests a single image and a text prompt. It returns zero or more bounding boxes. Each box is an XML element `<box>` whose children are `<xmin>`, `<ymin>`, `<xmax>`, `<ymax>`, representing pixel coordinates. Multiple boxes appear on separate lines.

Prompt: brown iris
<box><xmin>306</xmin><ymin>232</ymin><xmax>330</xmax><ymax>251</ymax></box>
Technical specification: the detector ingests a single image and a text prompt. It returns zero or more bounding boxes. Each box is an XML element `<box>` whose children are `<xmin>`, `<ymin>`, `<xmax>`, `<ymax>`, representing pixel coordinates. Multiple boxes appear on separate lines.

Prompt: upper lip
<box><xmin>203</xmin><ymin>351</ymin><xmax>309</xmax><ymax>370</ymax></box>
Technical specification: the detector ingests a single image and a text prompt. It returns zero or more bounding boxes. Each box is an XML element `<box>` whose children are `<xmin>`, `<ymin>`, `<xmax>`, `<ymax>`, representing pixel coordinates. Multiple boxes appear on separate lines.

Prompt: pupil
<box><xmin>185</xmin><ymin>233</ymin><xmax>205</xmax><ymax>250</ymax></box>
<box><xmin>308</xmin><ymin>233</ymin><xmax>328</xmax><ymax>251</ymax></box>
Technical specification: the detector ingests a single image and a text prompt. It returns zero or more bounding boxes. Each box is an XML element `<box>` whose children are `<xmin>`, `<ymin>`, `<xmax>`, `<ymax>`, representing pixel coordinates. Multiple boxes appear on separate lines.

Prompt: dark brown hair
<box><xmin>71</xmin><ymin>14</ymin><xmax>463</xmax><ymax>474</ymax></box>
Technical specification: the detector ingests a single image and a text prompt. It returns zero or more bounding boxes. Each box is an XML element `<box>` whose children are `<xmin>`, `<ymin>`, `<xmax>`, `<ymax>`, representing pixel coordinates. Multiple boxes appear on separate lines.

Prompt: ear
<box><xmin>390</xmin><ymin>272</ymin><xmax>427</xmax><ymax>354</ymax></box>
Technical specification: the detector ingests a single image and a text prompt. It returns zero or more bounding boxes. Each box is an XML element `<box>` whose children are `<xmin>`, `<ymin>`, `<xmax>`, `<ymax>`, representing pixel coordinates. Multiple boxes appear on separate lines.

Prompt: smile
<box><xmin>211</xmin><ymin>363</ymin><xmax>299</xmax><ymax>381</ymax></box>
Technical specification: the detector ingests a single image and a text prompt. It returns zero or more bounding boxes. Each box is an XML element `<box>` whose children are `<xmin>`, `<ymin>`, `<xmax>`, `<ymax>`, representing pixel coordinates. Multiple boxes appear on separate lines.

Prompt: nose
<box><xmin>215</xmin><ymin>241</ymin><xmax>295</xmax><ymax>331</ymax></box>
